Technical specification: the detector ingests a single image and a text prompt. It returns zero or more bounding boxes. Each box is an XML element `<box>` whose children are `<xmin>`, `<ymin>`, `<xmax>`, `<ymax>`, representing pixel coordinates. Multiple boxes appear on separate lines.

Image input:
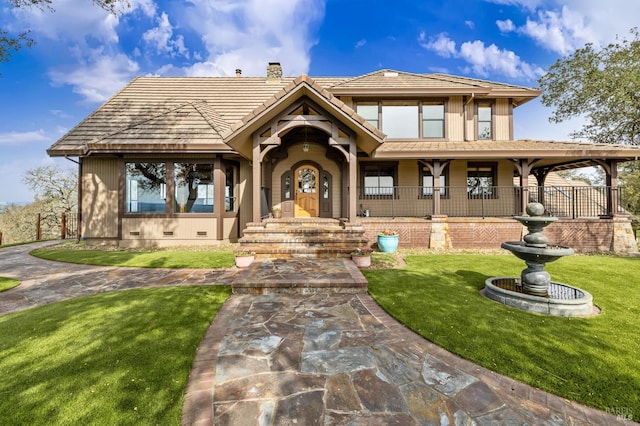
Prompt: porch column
<box><xmin>348</xmin><ymin>139</ymin><xmax>357</xmax><ymax>221</ymax></box>
<box><xmin>214</xmin><ymin>155</ymin><xmax>225</xmax><ymax>240</ymax></box>
<box><xmin>252</xmin><ymin>135</ymin><xmax>262</xmax><ymax>223</ymax></box>
<box><xmin>422</xmin><ymin>159</ymin><xmax>450</xmax><ymax>216</ymax></box>
<box><xmin>606</xmin><ymin>159</ymin><xmax>619</xmax><ymax>217</ymax></box>
<box><xmin>511</xmin><ymin>159</ymin><xmax>539</xmax><ymax>214</ymax></box>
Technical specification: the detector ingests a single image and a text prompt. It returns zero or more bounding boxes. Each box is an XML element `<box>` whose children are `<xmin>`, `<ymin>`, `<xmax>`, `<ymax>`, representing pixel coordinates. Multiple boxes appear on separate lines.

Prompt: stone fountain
<box><xmin>484</xmin><ymin>202</ymin><xmax>595</xmax><ymax>317</ymax></box>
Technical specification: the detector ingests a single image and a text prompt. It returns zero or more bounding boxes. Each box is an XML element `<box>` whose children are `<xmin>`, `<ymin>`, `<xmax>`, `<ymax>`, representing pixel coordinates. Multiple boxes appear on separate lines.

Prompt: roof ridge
<box><xmin>190</xmin><ymin>100</ymin><xmax>230</xmax><ymax>138</ymax></box>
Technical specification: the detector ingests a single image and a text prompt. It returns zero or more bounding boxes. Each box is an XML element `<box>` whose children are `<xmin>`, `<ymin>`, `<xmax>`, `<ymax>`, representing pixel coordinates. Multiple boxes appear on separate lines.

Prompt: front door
<box><xmin>294</xmin><ymin>165</ymin><xmax>319</xmax><ymax>217</ymax></box>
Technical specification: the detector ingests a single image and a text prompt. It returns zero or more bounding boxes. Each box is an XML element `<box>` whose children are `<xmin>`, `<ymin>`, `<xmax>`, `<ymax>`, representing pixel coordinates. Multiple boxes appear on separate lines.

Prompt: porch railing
<box><xmin>357</xmin><ymin>186</ymin><xmax>628</xmax><ymax>219</ymax></box>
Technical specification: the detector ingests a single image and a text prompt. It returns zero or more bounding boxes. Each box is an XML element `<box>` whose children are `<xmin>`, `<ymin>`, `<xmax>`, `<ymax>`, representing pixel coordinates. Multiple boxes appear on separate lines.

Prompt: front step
<box><xmin>239</xmin><ymin>218</ymin><xmax>368</xmax><ymax>258</ymax></box>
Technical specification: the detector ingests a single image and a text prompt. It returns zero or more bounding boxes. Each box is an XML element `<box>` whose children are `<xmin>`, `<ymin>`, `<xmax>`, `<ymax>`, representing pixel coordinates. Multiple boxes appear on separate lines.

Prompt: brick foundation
<box><xmin>357</xmin><ymin>216</ymin><xmax>638</xmax><ymax>254</ymax></box>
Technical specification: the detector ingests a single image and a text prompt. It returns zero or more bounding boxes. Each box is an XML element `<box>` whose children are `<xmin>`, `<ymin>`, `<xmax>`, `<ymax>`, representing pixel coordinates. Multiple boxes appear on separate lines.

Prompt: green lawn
<box><xmin>0</xmin><ymin>286</ymin><xmax>231</xmax><ymax>424</ymax></box>
<box><xmin>365</xmin><ymin>254</ymin><xmax>640</xmax><ymax>416</ymax></box>
<box><xmin>31</xmin><ymin>245</ymin><xmax>235</xmax><ymax>269</ymax></box>
<box><xmin>0</xmin><ymin>277</ymin><xmax>20</xmax><ymax>292</ymax></box>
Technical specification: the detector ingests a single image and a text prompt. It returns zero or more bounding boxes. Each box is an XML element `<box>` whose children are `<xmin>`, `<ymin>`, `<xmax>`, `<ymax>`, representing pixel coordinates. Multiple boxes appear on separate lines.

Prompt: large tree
<box><xmin>0</xmin><ymin>164</ymin><xmax>78</xmax><ymax>244</ymax></box>
<box><xmin>538</xmin><ymin>28</ymin><xmax>640</xmax><ymax>146</ymax></box>
<box><xmin>1</xmin><ymin>0</ymin><xmax>122</xmax><ymax>65</ymax></box>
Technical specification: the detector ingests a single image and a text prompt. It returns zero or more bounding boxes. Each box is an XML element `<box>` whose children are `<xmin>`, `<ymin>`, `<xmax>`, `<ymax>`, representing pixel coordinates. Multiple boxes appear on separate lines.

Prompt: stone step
<box><xmin>238</xmin><ymin>218</ymin><xmax>368</xmax><ymax>259</ymax></box>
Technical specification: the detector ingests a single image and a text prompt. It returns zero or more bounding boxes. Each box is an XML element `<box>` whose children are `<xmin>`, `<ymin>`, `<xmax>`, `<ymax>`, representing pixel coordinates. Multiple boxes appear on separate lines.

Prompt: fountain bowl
<box><xmin>501</xmin><ymin>241</ymin><xmax>574</xmax><ymax>263</ymax></box>
<box><xmin>484</xmin><ymin>277</ymin><xmax>595</xmax><ymax>317</ymax></box>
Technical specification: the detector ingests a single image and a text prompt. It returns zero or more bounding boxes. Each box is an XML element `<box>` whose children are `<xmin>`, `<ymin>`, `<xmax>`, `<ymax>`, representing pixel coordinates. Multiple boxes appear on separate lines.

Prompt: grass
<box><xmin>31</xmin><ymin>243</ymin><xmax>235</xmax><ymax>269</ymax></box>
<box><xmin>0</xmin><ymin>286</ymin><xmax>231</xmax><ymax>424</ymax></box>
<box><xmin>0</xmin><ymin>277</ymin><xmax>20</xmax><ymax>292</ymax></box>
<box><xmin>364</xmin><ymin>253</ymin><xmax>640</xmax><ymax>416</ymax></box>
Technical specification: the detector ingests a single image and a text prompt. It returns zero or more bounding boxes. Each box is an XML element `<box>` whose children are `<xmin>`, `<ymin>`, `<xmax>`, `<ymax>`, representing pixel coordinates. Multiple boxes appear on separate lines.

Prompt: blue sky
<box><xmin>1</xmin><ymin>0</ymin><xmax>638</xmax><ymax>203</ymax></box>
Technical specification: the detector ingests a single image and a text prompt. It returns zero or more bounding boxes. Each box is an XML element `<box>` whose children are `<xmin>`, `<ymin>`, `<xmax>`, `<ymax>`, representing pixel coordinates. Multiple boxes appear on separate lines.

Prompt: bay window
<box><xmin>125</xmin><ymin>162</ymin><xmax>167</xmax><ymax>213</ymax></box>
<box><xmin>174</xmin><ymin>163</ymin><xmax>214</xmax><ymax>213</ymax></box>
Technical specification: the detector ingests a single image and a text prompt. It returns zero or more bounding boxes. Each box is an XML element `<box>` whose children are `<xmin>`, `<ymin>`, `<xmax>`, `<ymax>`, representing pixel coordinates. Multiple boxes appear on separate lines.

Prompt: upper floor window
<box><xmin>356</xmin><ymin>103</ymin><xmax>379</xmax><ymax>129</ymax></box>
<box><xmin>422</xmin><ymin>103</ymin><xmax>445</xmax><ymax>138</ymax></box>
<box><xmin>356</xmin><ymin>100</ymin><xmax>445</xmax><ymax>139</ymax></box>
<box><xmin>477</xmin><ymin>103</ymin><xmax>493</xmax><ymax>140</ymax></box>
<box><xmin>381</xmin><ymin>101</ymin><xmax>419</xmax><ymax>138</ymax></box>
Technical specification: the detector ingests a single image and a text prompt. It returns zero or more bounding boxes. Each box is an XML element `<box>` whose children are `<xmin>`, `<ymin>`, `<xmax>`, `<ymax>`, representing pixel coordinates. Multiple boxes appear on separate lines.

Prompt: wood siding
<box><xmin>81</xmin><ymin>157</ymin><xmax>119</xmax><ymax>239</ymax></box>
<box><xmin>447</xmin><ymin>96</ymin><xmax>464</xmax><ymax>141</ymax></box>
<box><xmin>495</xmin><ymin>98</ymin><xmax>511</xmax><ymax>140</ymax></box>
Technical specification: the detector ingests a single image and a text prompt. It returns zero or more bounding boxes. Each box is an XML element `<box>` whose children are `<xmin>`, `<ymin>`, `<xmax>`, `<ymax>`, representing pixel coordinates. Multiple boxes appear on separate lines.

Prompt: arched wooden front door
<box><xmin>294</xmin><ymin>165</ymin><xmax>319</xmax><ymax>217</ymax></box>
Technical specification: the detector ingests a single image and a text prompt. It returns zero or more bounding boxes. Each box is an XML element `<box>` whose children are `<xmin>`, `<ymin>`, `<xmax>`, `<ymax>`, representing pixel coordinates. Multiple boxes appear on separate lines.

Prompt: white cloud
<box><xmin>421</xmin><ymin>33</ymin><xmax>544</xmax><ymax>80</ymax></box>
<box><xmin>513</xmin><ymin>6</ymin><xmax>597</xmax><ymax>55</ymax></box>
<box><xmin>143</xmin><ymin>12</ymin><xmax>190</xmax><ymax>58</ymax></box>
<box><xmin>465</xmin><ymin>20</ymin><xmax>475</xmax><ymax>29</ymax></box>
<box><xmin>49</xmin><ymin>50</ymin><xmax>140</xmax><ymax>103</ymax></box>
<box><xmin>487</xmin><ymin>1</ymin><xmax>640</xmax><ymax>55</ymax></box>
<box><xmin>496</xmin><ymin>19</ymin><xmax>516</xmax><ymax>33</ymax></box>
<box><xmin>355</xmin><ymin>39</ymin><xmax>367</xmax><ymax>48</ymax></box>
<box><xmin>419</xmin><ymin>32</ymin><xmax>456</xmax><ymax>58</ymax></box>
<box><xmin>0</xmin><ymin>130</ymin><xmax>51</xmax><ymax>146</ymax></box>
<box><xmin>180</xmin><ymin>0</ymin><xmax>326</xmax><ymax>76</ymax></box>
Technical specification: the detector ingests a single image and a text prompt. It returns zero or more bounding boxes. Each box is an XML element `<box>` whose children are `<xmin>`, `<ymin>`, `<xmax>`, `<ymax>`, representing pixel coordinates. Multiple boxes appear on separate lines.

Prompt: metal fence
<box><xmin>357</xmin><ymin>186</ymin><xmax>627</xmax><ymax>219</ymax></box>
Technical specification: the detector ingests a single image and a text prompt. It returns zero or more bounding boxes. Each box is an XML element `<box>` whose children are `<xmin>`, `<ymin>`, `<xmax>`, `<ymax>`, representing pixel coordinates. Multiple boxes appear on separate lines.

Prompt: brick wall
<box><xmin>357</xmin><ymin>216</ymin><xmax>637</xmax><ymax>253</ymax></box>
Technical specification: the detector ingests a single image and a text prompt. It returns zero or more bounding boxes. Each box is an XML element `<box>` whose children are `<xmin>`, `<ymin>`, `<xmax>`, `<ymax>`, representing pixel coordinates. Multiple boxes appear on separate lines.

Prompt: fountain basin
<box><xmin>484</xmin><ymin>277</ymin><xmax>595</xmax><ymax>317</ymax></box>
<box><xmin>501</xmin><ymin>241</ymin><xmax>574</xmax><ymax>263</ymax></box>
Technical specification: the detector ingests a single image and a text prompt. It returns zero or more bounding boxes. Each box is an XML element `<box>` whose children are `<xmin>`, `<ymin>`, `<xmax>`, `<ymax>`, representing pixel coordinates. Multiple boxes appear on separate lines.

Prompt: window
<box><xmin>422</xmin><ymin>103</ymin><xmax>445</xmax><ymax>138</ymax></box>
<box><xmin>356</xmin><ymin>103</ymin><xmax>379</xmax><ymax>129</ymax></box>
<box><xmin>356</xmin><ymin>100</ymin><xmax>445</xmax><ymax>139</ymax></box>
<box><xmin>477</xmin><ymin>103</ymin><xmax>493</xmax><ymax>140</ymax></box>
<box><xmin>125</xmin><ymin>162</ymin><xmax>167</xmax><ymax>213</ymax></box>
<box><xmin>361</xmin><ymin>163</ymin><xmax>397</xmax><ymax>197</ymax></box>
<box><xmin>174</xmin><ymin>163</ymin><xmax>214</xmax><ymax>213</ymax></box>
<box><xmin>467</xmin><ymin>162</ymin><xmax>496</xmax><ymax>198</ymax></box>
<box><xmin>381</xmin><ymin>102</ymin><xmax>419</xmax><ymax>138</ymax></box>
<box><xmin>421</xmin><ymin>166</ymin><xmax>448</xmax><ymax>197</ymax></box>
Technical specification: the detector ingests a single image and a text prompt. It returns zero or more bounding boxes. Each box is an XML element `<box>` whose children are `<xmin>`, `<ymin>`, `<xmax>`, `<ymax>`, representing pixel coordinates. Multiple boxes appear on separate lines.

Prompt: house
<box><xmin>48</xmin><ymin>63</ymin><xmax>640</xmax><ymax>254</ymax></box>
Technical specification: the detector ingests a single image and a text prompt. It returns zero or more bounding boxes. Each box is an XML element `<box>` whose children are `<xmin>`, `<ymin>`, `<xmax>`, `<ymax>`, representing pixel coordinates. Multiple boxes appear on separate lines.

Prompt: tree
<box><xmin>1</xmin><ymin>0</ymin><xmax>124</xmax><ymax>66</ymax></box>
<box><xmin>538</xmin><ymin>28</ymin><xmax>640</xmax><ymax>145</ymax></box>
<box><xmin>0</xmin><ymin>165</ymin><xmax>78</xmax><ymax>244</ymax></box>
<box><xmin>620</xmin><ymin>162</ymin><xmax>640</xmax><ymax>217</ymax></box>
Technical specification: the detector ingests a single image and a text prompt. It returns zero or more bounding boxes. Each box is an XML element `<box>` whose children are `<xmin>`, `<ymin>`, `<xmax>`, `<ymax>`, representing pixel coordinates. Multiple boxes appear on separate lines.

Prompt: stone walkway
<box><xmin>0</xmin><ymin>242</ymin><xmax>633</xmax><ymax>425</ymax></box>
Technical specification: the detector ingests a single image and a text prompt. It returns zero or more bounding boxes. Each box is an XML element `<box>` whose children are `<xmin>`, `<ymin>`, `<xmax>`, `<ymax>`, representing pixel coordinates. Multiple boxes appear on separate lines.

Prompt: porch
<box><xmin>355</xmin><ymin>185</ymin><xmax>629</xmax><ymax>219</ymax></box>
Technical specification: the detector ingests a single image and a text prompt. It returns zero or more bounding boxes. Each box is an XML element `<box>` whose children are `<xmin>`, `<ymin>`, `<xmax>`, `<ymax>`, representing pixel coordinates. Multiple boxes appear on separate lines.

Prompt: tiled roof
<box><xmin>374</xmin><ymin>139</ymin><xmax>640</xmax><ymax>160</ymax></box>
<box><xmin>47</xmin><ymin>69</ymin><xmax>538</xmax><ymax>156</ymax></box>
<box><xmin>331</xmin><ymin>69</ymin><xmax>481</xmax><ymax>90</ymax></box>
<box><xmin>49</xmin><ymin>76</ymin><xmax>349</xmax><ymax>155</ymax></box>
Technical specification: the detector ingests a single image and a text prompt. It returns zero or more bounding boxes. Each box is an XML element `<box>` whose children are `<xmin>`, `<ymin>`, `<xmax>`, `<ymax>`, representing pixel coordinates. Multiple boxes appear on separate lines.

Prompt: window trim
<box><xmin>359</xmin><ymin>161</ymin><xmax>399</xmax><ymax>199</ymax></box>
<box><xmin>355</xmin><ymin>99</ymin><xmax>447</xmax><ymax>140</ymax></box>
<box><xmin>122</xmin><ymin>159</ymin><xmax>234</xmax><ymax>218</ymax></box>
<box><xmin>421</xmin><ymin>101</ymin><xmax>446</xmax><ymax>139</ymax></box>
<box><xmin>476</xmin><ymin>101</ymin><xmax>494</xmax><ymax>140</ymax></box>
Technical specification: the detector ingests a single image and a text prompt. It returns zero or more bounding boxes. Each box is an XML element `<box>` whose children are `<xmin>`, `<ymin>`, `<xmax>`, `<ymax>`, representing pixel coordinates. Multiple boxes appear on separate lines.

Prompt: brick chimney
<box><xmin>266</xmin><ymin>62</ymin><xmax>282</xmax><ymax>82</ymax></box>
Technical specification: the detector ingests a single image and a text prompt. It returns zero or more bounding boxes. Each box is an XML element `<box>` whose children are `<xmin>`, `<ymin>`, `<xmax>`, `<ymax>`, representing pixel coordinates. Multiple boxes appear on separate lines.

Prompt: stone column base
<box><xmin>611</xmin><ymin>217</ymin><xmax>639</xmax><ymax>254</ymax></box>
<box><xmin>429</xmin><ymin>215</ymin><xmax>451</xmax><ymax>249</ymax></box>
